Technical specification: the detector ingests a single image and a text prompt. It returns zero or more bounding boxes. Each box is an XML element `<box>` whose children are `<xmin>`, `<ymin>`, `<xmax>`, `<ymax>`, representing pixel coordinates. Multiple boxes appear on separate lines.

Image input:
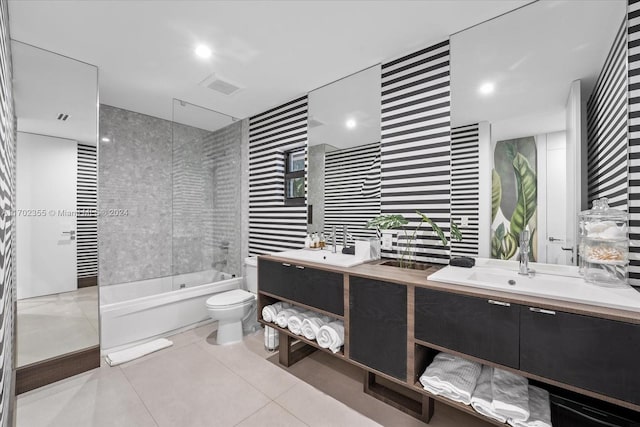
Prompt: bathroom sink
<box><xmin>275</xmin><ymin>248</ymin><xmax>367</xmax><ymax>268</ymax></box>
<box><xmin>428</xmin><ymin>258</ymin><xmax>640</xmax><ymax>312</ymax></box>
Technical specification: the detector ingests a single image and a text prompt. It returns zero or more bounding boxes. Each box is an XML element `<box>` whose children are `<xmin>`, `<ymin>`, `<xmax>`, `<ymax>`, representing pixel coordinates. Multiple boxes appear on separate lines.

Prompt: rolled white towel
<box><xmin>287</xmin><ymin>310</ymin><xmax>315</xmax><ymax>335</ymax></box>
<box><xmin>419</xmin><ymin>352</ymin><xmax>482</xmax><ymax>405</ymax></box>
<box><xmin>491</xmin><ymin>368</ymin><xmax>530</xmax><ymax>422</ymax></box>
<box><xmin>261</xmin><ymin>301</ymin><xmax>290</xmax><ymax>323</ymax></box>
<box><xmin>470</xmin><ymin>366</ymin><xmax>507</xmax><ymax>423</ymax></box>
<box><xmin>301</xmin><ymin>315</ymin><xmax>330</xmax><ymax>340</ymax></box>
<box><xmin>507</xmin><ymin>386</ymin><xmax>551</xmax><ymax>427</ymax></box>
<box><xmin>317</xmin><ymin>321</ymin><xmax>345</xmax><ymax>353</ymax></box>
<box><xmin>275</xmin><ymin>307</ymin><xmax>302</xmax><ymax>329</ymax></box>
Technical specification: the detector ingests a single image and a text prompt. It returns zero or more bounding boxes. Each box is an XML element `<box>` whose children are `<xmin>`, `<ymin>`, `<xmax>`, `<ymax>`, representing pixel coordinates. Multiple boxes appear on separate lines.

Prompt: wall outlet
<box><xmin>381</xmin><ymin>232</ymin><xmax>393</xmax><ymax>250</ymax></box>
<box><xmin>461</xmin><ymin>216</ymin><xmax>469</xmax><ymax>227</ymax></box>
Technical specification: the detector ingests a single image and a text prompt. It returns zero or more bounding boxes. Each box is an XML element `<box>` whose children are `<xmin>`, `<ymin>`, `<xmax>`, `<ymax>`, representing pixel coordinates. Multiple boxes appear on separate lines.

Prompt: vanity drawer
<box><xmin>257</xmin><ymin>259</ymin><xmax>344</xmax><ymax>316</ymax></box>
<box><xmin>415</xmin><ymin>287</ymin><xmax>520</xmax><ymax>368</ymax></box>
<box><xmin>520</xmin><ymin>306</ymin><xmax>640</xmax><ymax>406</ymax></box>
<box><xmin>294</xmin><ymin>266</ymin><xmax>343</xmax><ymax>316</ymax></box>
<box><xmin>258</xmin><ymin>259</ymin><xmax>296</xmax><ymax>300</ymax></box>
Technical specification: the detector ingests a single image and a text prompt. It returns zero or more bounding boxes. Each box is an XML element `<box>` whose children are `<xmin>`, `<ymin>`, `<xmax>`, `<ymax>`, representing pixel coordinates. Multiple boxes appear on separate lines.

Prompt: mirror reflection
<box><xmin>307</xmin><ymin>65</ymin><xmax>381</xmax><ymax>244</ymax></box>
<box><xmin>13</xmin><ymin>40</ymin><xmax>99</xmax><ymax>367</ymax></box>
<box><xmin>450</xmin><ymin>0</ymin><xmax>626</xmax><ymax>265</ymax></box>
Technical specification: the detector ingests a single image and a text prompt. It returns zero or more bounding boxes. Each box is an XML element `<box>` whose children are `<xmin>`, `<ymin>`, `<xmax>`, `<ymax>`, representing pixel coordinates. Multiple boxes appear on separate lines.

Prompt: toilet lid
<box><xmin>206</xmin><ymin>289</ymin><xmax>254</xmax><ymax>308</ymax></box>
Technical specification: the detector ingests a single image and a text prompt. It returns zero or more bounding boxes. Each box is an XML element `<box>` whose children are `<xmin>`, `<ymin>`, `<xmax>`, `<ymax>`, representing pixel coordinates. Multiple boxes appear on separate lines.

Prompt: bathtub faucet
<box><xmin>212</xmin><ymin>259</ymin><xmax>228</xmax><ymax>268</ymax></box>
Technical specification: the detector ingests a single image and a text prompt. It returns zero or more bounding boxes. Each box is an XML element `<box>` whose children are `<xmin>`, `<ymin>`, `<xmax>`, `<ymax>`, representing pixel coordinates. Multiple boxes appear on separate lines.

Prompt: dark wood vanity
<box><xmin>257</xmin><ymin>255</ymin><xmax>640</xmax><ymax>426</ymax></box>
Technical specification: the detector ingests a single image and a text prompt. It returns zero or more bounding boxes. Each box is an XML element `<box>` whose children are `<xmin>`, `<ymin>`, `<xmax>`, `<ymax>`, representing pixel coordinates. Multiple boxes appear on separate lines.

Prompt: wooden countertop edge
<box><xmin>258</xmin><ymin>254</ymin><xmax>640</xmax><ymax>324</ymax></box>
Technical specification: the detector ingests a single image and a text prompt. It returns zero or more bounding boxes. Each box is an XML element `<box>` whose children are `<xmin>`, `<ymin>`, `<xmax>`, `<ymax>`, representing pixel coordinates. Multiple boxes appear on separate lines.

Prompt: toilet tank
<box><xmin>244</xmin><ymin>257</ymin><xmax>258</xmax><ymax>293</ymax></box>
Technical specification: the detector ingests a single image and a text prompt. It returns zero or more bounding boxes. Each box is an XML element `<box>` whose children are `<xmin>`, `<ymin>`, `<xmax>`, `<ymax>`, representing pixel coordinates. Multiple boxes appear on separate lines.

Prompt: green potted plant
<box><xmin>367</xmin><ymin>211</ymin><xmax>462</xmax><ymax>269</ymax></box>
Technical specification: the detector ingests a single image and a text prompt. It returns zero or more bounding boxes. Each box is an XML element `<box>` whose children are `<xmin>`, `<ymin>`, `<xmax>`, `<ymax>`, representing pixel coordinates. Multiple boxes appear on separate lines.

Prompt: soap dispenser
<box><xmin>304</xmin><ymin>234</ymin><xmax>312</xmax><ymax>249</ymax></box>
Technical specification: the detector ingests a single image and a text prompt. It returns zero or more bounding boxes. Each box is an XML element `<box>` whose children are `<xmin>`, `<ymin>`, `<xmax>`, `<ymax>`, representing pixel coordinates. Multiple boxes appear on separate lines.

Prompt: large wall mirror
<box><xmin>12</xmin><ymin>40</ymin><xmax>99</xmax><ymax>384</ymax></box>
<box><xmin>307</xmin><ymin>65</ymin><xmax>381</xmax><ymax>244</ymax></box>
<box><xmin>450</xmin><ymin>0</ymin><xmax>626</xmax><ymax>265</ymax></box>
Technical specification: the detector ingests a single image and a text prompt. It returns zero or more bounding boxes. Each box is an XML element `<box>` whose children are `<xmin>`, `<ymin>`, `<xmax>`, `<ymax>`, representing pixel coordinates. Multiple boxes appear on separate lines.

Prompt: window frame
<box><xmin>284</xmin><ymin>148</ymin><xmax>305</xmax><ymax>206</ymax></box>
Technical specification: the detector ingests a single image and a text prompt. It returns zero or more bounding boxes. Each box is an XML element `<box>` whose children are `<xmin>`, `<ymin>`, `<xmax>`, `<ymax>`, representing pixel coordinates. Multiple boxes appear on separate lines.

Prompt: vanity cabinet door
<box><xmin>349</xmin><ymin>276</ymin><xmax>407</xmax><ymax>380</ymax></box>
<box><xmin>257</xmin><ymin>259</ymin><xmax>296</xmax><ymax>300</ymax></box>
<box><xmin>295</xmin><ymin>266</ymin><xmax>344</xmax><ymax>316</ymax></box>
<box><xmin>520</xmin><ymin>307</ymin><xmax>640</xmax><ymax>406</ymax></box>
<box><xmin>414</xmin><ymin>288</ymin><xmax>520</xmax><ymax>368</ymax></box>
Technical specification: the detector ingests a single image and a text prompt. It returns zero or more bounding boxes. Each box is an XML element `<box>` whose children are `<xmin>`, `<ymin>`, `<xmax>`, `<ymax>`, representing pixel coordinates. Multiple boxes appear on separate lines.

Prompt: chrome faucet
<box><xmin>331</xmin><ymin>225</ymin><xmax>337</xmax><ymax>253</ymax></box>
<box><xmin>518</xmin><ymin>230</ymin><xmax>534</xmax><ymax>276</ymax></box>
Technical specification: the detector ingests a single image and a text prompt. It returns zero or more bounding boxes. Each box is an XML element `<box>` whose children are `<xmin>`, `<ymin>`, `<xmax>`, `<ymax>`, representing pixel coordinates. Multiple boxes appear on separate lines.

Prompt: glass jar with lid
<box><xmin>578</xmin><ymin>197</ymin><xmax>628</xmax><ymax>286</ymax></box>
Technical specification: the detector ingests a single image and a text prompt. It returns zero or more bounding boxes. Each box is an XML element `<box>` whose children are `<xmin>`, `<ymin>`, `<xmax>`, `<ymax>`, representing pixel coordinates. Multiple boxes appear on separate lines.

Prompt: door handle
<box><xmin>561</xmin><ymin>246</ymin><xmax>574</xmax><ymax>252</ymax></box>
<box><xmin>529</xmin><ymin>307</ymin><xmax>556</xmax><ymax>315</ymax></box>
<box><xmin>548</xmin><ymin>237</ymin><xmax>563</xmax><ymax>242</ymax></box>
<box><xmin>295</xmin><ymin>265</ymin><xmax>305</xmax><ymax>270</ymax></box>
<box><xmin>281</xmin><ymin>263</ymin><xmax>291</xmax><ymax>267</ymax></box>
<box><xmin>61</xmin><ymin>230</ymin><xmax>76</xmax><ymax>240</ymax></box>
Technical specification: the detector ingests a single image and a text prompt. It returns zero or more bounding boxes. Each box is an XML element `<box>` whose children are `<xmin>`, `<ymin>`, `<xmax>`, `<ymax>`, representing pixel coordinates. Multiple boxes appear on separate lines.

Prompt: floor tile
<box><xmin>17</xmin><ymin>287</ymin><xmax>99</xmax><ymax>366</ymax></box>
<box><xmin>121</xmin><ymin>343</ymin><xmax>270</xmax><ymax>427</ymax></box>
<box><xmin>276</xmin><ymin>381</ymin><xmax>383</xmax><ymax>427</ymax></box>
<box><xmin>16</xmin><ymin>367</ymin><xmax>157</xmax><ymax>427</ymax></box>
<box><xmin>235</xmin><ymin>402</ymin><xmax>308</xmax><ymax>427</ymax></box>
<box><xmin>197</xmin><ymin>331</ymin><xmax>300</xmax><ymax>399</ymax></box>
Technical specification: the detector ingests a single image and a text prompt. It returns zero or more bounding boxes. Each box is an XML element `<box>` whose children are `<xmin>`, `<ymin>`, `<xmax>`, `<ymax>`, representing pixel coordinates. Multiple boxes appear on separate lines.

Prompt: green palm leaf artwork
<box><xmin>490</xmin><ymin>137</ymin><xmax>538</xmax><ymax>261</ymax></box>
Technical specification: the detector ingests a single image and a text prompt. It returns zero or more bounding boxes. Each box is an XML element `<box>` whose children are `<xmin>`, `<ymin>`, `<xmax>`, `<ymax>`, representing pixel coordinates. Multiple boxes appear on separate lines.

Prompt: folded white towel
<box><xmin>105</xmin><ymin>338</ymin><xmax>173</xmax><ymax>366</ymax></box>
<box><xmin>507</xmin><ymin>386</ymin><xmax>551</xmax><ymax>427</ymax></box>
<box><xmin>261</xmin><ymin>301</ymin><xmax>290</xmax><ymax>323</ymax></box>
<box><xmin>491</xmin><ymin>368</ymin><xmax>530</xmax><ymax>421</ymax></box>
<box><xmin>287</xmin><ymin>310</ymin><xmax>315</xmax><ymax>335</ymax></box>
<box><xmin>470</xmin><ymin>366</ymin><xmax>507</xmax><ymax>423</ymax></box>
<box><xmin>301</xmin><ymin>315</ymin><xmax>330</xmax><ymax>340</ymax></box>
<box><xmin>275</xmin><ymin>307</ymin><xmax>302</xmax><ymax>328</ymax></box>
<box><xmin>419</xmin><ymin>352</ymin><xmax>482</xmax><ymax>405</ymax></box>
<box><xmin>317</xmin><ymin>321</ymin><xmax>345</xmax><ymax>353</ymax></box>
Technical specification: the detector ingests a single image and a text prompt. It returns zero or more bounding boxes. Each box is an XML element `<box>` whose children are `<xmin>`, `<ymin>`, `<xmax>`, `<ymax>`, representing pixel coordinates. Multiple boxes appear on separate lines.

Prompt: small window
<box><xmin>285</xmin><ymin>149</ymin><xmax>305</xmax><ymax>206</ymax></box>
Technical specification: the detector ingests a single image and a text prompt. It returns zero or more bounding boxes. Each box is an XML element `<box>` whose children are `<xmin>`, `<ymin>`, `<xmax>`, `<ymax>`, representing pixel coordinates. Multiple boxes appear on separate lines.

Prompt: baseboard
<box><xmin>77</xmin><ymin>276</ymin><xmax>97</xmax><ymax>288</ymax></box>
<box><xmin>16</xmin><ymin>345</ymin><xmax>100</xmax><ymax>394</ymax></box>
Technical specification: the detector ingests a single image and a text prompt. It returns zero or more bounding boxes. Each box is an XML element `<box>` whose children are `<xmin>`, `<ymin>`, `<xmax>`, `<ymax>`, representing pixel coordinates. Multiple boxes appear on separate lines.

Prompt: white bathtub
<box><xmin>100</xmin><ymin>270</ymin><xmax>243</xmax><ymax>354</ymax></box>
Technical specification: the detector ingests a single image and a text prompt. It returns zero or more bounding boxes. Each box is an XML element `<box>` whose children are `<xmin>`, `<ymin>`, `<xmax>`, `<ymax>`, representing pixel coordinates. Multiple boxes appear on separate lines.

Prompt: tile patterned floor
<box><xmin>17</xmin><ymin>287</ymin><xmax>99</xmax><ymax>367</ymax></box>
<box><xmin>17</xmin><ymin>324</ymin><xmax>494</xmax><ymax>427</ymax></box>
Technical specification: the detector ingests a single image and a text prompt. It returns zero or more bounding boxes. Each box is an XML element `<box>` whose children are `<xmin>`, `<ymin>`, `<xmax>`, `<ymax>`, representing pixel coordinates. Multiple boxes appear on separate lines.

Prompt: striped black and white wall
<box><xmin>0</xmin><ymin>0</ymin><xmax>15</xmax><ymax>424</ymax></box>
<box><xmin>248</xmin><ymin>97</ymin><xmax>308</xmax><ymax>255</ymax></box>
<box><xmin>450</xmin><ymin>124</ymin><xmax>479</xmax><ymax>257</ymax></box>
<box><xmin>323</xmin><ymin>143</ymin><xmax>380</xmax><ymax>243</ymax></box>
<box><xmin>628</xmin><ymin>0</ymin><xmax>640</xmax><ymax>286</ymax></box>
<box><xmin>587</xmin><ymin>20</ymin><xmax>628</xmax><ymax>209</ymax></box>
<box><xmin>380</xmin><ymin>40</ymin><xmax>451</xmax><ymax>264</ymax></box>
<box><xmin>77</xmin><ymin>144</ymin><xmax>97</xmax><ymax>285</ymax></box>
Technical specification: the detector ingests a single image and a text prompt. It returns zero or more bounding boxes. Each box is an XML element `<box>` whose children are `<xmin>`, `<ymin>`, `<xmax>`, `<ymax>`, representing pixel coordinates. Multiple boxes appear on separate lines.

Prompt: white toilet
<box><xmin>205</xmin><ymin>257</ymin><xmax>259</xmax><ymax>345</ymax></box>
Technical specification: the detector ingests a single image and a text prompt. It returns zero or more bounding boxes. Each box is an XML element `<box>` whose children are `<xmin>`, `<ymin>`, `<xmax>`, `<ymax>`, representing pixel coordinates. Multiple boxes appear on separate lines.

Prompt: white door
<box><xmin>564</xmin><ymin>80</ymin><xmax>583</xmax><ymax>265</ymax></box>
<box><xmin>545</xmin><ymin>132</ymin><xmax>570</xmax><ymax>264</ymax></box>
<box><xmin>17</xmin><ymin>132</ymin><xmax>77</xmax><ymax>299</ymax></box>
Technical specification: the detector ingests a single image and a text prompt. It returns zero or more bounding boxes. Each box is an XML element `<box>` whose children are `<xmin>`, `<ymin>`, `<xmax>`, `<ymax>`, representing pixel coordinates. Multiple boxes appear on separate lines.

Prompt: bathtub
<box><xmin>100</xmin><ymin>270</ymin><xmax>243</xmax><ymax>354</ymax></box>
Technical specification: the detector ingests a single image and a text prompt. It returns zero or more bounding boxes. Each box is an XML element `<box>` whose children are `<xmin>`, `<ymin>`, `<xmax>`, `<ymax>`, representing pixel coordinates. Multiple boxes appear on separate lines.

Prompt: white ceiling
<box><xmin>451</xmin><ymin>0</ymin><xmax>627</xmax><ymax>142</ymax></box>
<box><xmin>12</xmin><ymin>40</ymin><xmax>98</xmax><ymax>145</ymax></box>
<box><xmin>7</xmin><ymin>1</ymin><xmax>531</xmax><ymax>122</ymax></box>
<box><xmin>309</xmin><ymin>65</ymin><xmax>380</xmax><ymax>149</ymax></box>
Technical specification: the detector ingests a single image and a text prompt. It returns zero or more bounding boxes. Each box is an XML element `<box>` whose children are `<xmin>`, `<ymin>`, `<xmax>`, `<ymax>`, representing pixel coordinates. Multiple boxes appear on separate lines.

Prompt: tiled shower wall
<box><xmin>172</xmin><ymin>121</ymin><xmax>242</xmax><ymax>276</ymax></box>
<box><xmin>99</xmin><ymin>105</ymin><xmax>242</xmax><ymax>287</ymax></box>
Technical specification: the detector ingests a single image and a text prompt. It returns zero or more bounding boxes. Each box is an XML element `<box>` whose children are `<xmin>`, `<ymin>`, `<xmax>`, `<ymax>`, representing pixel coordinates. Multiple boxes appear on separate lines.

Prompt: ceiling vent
<box><xmin>199</xmin><ymin>74</ymin><xmax>242</xmax><ymax>96</ymax></box>
<box><xmin>56</xmin><ymin>113</ymin><xmax>70</xmax><ymax>121</ymax></box>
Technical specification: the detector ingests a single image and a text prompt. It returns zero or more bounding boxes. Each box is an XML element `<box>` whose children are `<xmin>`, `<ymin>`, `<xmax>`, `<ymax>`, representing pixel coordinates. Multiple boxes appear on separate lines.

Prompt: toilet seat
<box><xmin>206</xmin><ymin>289</ymin><xmax>254</xmax><ymax>308</ymax></box>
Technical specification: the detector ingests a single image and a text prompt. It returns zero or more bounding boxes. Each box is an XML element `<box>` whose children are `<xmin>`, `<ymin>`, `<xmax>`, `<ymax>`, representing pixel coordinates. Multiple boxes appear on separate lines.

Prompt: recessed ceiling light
<box><xmin>101</xmin><ymin>137</ymin><xmax>110</xmax><ymax>143</ymax></box>
<box><xmin>195</xmin><ymin>44</ymin><xmax>212</xmax><ymax>59</ymax></box>
<box><xmin>345</xmin><ymin>119</ymin><xmax>357</xmax><ymax>129</ymax></box>
<box><xmin>479</xmin><ymin>82</ymin><xmax>495</xmax><ymax>96</ymax></box>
